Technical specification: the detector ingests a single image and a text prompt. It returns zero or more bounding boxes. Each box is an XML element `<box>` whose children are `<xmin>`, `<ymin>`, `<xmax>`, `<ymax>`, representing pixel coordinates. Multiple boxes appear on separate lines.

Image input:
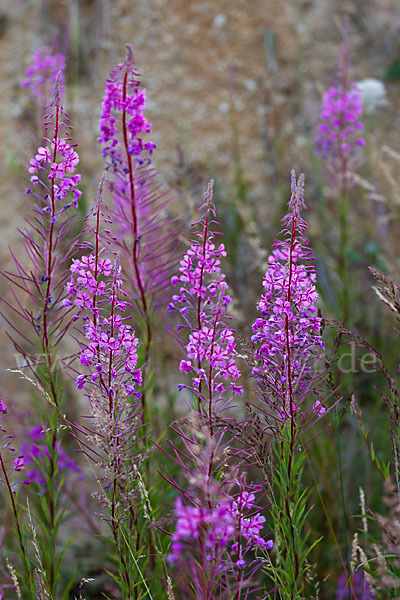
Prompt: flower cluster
<box><xmin>20</xmin><ymin>424</ymin><xmax>81</xmax><ymax>487</ymax></box>
<box><xmin>27</xmin><ymin>137</ymin><xmax>81</xmax><ymax>213</ymax></box>
<box><xmin>169</xmin><ymin>497</ymin><xmax>234</xmax><ymax>562</ymax></box>
<box><xmin>21</xmin><ymin>48</ymin><xmax>65</xmax><ymax>100</ymax></box>
<box><xmin>98</xmin><ymin>43</ymin><xmax>178</xmax><ymax>356</ymax></box>
<box><xmin>336</xmin><ymin>571</ymin><xmax>374</xmax><ymax>599</ymax></box>
<box><xmin>98</xmin><ymin>44</ymin><xmax>155</xmax><ymax>164</ymax></box>
<box><xmin>316</xmin><ymin>84</ymin><xmax>365</xmax><ymax>159</ymax></box>
<box><xmin>64</xmin><ymin>252</ymin><xmax>142</xmax><ymax>399</ymax></box>
<box><xmin>169</xmin><ymin>482</ymin><xmax>272</xmax><ymax>570</ymax></box>
<box><xmin>231</xmin><ymin>489</ymin><xmax>273</xmax><ymax>560</ymax></box>
<box><xmin>169</xmin><ymin>180</ymin><xmax>243</xmax><ymax>410</ymax></box>
<box><xmin>252</xmin><ymin>172</ymin><xmax>324</xmax><ymax>420</ymax></box>
<box><xmin>0</xmin><ymin>398</ymin><xmax>7</xmax><ymax>422</ymax></box>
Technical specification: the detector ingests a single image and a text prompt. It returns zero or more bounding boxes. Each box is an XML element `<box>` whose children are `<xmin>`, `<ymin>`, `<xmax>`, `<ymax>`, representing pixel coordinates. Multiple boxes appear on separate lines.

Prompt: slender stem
<box><xmin>108</xmin><ymin>285</ymin><xmax>116</xmax><ymax>414</ymax></box>
<box><xmin>336</xmin><ymin>48</ymin><xmax>350</xmax><ymax>324</ymax></box>
<box><xmin>335</xmin><ymin>410</ymin><xmax>351</xmax><ymax>596</ymax></box>
<box><xmin>119</xmin><ymin>72</ymin><xmax>155</xmax><ymax>565</ymax></box>
<box><xmin>38</xmin><ymin>101</ymin><xmax>63</xmax><ymax>598</ymax></box>
<box><xmin>195</xmin><ymin>188</ymin><xmax>212</xmax><ymax>409</ymax></box>
<box><xmin>281</xmin><ymin>201</ymin><xmax>301</xmax><ymax>594</ymax></box>
<box><xmin>121</xmin><ymin>69</ymin><xmax>152</xmax><ymax>423</ymax></box>
<box><xmin>0</xmin><ymin>454</ymin><xmax>27</xmax><ymax>564</ymax></box>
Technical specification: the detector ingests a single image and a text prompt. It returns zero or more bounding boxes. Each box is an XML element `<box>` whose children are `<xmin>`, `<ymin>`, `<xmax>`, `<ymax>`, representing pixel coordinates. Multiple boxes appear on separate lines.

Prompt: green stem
<box><xmin>335</xmin><ymin>409</ymin><xmax>351</xmax><ymax>595</ymax></box>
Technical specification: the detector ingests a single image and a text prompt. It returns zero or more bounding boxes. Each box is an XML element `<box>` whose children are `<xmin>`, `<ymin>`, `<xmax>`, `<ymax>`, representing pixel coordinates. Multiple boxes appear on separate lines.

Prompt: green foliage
<box><xmin>385</xmin><ymin>57</ymin><xmax>400</xmax><ymax>81</ymax></box>
<box><xmin>263</xmin><ymin>427</ymin><xmax>320</xmax><ymax>599</ymax></box>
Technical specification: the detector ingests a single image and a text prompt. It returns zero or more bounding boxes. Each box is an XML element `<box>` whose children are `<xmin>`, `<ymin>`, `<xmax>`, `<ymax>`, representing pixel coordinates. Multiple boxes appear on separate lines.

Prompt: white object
<box><xmin>355</xmin><ymin>78</ymin><xmax>388</xmax><ymax>113</ymax></box>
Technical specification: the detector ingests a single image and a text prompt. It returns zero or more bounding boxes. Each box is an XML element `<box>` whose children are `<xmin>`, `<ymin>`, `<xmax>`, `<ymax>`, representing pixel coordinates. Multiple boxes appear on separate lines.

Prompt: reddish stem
<box><xmin>0</xmin><ymin>453</ymin><xmax>28</xmax><ymax>563</ymax></box>
<box><xmin>283</xmin><ymin>201</ymin><xmax>300</xmax><ymax>587</ymax></box>
<box><xmin>121</xmin><ymin>69</ymin><xmax>152</xmax><ymax>422</ymax></box>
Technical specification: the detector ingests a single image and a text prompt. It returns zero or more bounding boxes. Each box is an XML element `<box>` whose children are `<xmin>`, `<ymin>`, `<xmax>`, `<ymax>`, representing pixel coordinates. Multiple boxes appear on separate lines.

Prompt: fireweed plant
<box><xmin>249</xmin><ymin>172</ymin><xmax>339</xmax><ymax>598</ymax></box>
<box><xmin>166</xmin><ymin>435</ymin><xmax>272</xmax><ymax>599</ymax></box>
<box><xmin>314</xmin><ymin>34</ymin><xmax>367</xmax><ymax>589</ymax></box>
<box><xmin>98</xmin><ymin>44</ymin><xmax>179</xmax><ymax>421</ymax></box>
<box><xmin>166</xmin><ymin>180</ymin><xmax>272</xmax><ymax>597</ymax></box>
<box><xmin>63</xmin><ymin>182</ymin><xmax>157</xmax><ymax>598</ymax></box>
<box><xmin>315</xmin><ymin>26</ymin><xmax>365</xmax><ymax>323</ymax></box>
<box><xmin>0</xmin><ymin>77</ymin><xmax>82</xmax><ymax>598</ymax></box>
<box><xmin>21</xmin><ymin>49</ymin><xmax>66</xmax><ymax>102</ymax></box>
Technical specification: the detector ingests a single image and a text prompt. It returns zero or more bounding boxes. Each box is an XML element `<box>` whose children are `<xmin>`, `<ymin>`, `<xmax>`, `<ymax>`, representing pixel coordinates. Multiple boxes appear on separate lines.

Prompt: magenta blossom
<box><xmin>21</xmin><ymin>48</ymin><xmax>65</xmax><ymax>100</ymax></box>
<box><xmin>13</xmin><ymin>456</ymin><xmax>25</xmax><ymax>472</ymax></box>
<box><xmin>252</xmin><ymin>171</ymin><xmax>325</xmax><ymax>422</ymax></box>
<box><xmin>169</xmin><ymin>180</ymin><xmax>243</xmax><ymax>417</ymax></box>
<box><xmin>0</xmin><ymin>399</ymin><xmax>7</xmax><ymax>421</ymax></box>
<box><xmin>169</xmin><ymin>477</ymin><xmax>271</xmax><ymax>575</ymax></box>
<box><xmin>98</xmin><ymin>45</ymin><xmax>155</xmax><ymax>165</ymax></box>
<box><xmin>27</xmin><ymin>135</ymin><xmax>82</xmax><ymax>215</ymax></box>
<box><xmin>316</xmin><ymin>84</ymin><xmax>365</xmax><ymax>160</ymax></box>
<box><xmin>20</xmin><ymin>424</ymin><xmax>81</xmax><ymax>487</ymax></box>
<box><xmin>64</xmin><ymin>252</ymin><xmax>142</xmax><ymax>399</ymax></box>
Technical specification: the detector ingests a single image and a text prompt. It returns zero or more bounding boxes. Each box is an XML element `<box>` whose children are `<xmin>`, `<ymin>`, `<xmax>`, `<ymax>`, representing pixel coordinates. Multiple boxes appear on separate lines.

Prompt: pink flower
<box><xmin>13</xmin><ymin>456</ymin><xmax>25</xmax><ymax>471</ymax></box>
<box><xmin>252</xmin><ymin>172</ymin><xmax>324</xmax><ymax>420</ymax></box>
<box><xmin>312</xmin><ymin>400</ymin><xmax>326</xmax><ymax>416</ymax></box>
<box><xmin>170</xmin><ymin>181</ymin><xmax>243</xmax><ymax>411</ymax></box>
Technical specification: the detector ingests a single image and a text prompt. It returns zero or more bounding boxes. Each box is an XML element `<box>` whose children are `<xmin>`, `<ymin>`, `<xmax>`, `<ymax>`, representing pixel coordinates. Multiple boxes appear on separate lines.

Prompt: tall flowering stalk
<box><xmin>64</xmin><ymin>185</ymin><xmax>154</xmax><ymax>598</ymax></box>
<box><xmin>0</xmin><ymin>77</ymin><xmax>81</xmax><ymax>598</ymax></box>
<box><xmin>98</xmin><ymin>45</ymin><xmax>179</xmax><ymax>420</ymax></box>
<box><xmin>251</xmin><ymin>172</ymin><xmax>333</xmax><ymax>598</ymax></box>
<box><xmin>315</xmin><ymin>24</ymin><xmax>365</xmax><ymax>322</ymax></box>
<box><xmin>2</xmin><ymin>76</ymin><xmax>81</xmax><ymax>390</ymax></box>
<box><xmin>169</xmin><ymin>180</ymin><xmax>243</xmax><ymax>423</ymax></box>
<box><xmin>252</xmin><ymin>172</ymin><xmax>324</xmax><ymax>421</ymax></box>
<box><xmin>166</xmin><ymin>182</ymin><xmax>271</xmax><ymax>597</ymax></box>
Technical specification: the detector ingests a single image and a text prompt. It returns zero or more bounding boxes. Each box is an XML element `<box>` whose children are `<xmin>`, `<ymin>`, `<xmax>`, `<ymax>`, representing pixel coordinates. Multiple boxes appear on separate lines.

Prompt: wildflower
<box><xmin>169</xmin><ymin>472</ymin><xmax>270</xmax><ymax>574</ymax></box>
<box><xmin>98</xmin><ymin>44</ymin><xmax>155</xmax><ymax>165</ymax></box>
<box><xmin>252</xmin><ymin>171</ymin><xmax>324</xmax><ymax>419</ymax></box>
<box><xmin>315</xmin><ymin>22</ymin><xmax>365</xmax><ymax>167</ymax></box>
<box><xmin>1</xmin><ymin>77</ymin><xmax>81</xmax><ymax>404</ymax></box>
<box><xmin>13</xmin><ymin>457</ymin><xmax>25</xmax><ymax>472</ymax></box>
<box><xmin>21</xmin><ymin>48</ymin><xmax>65</xmax><ymax>100</ymax></box>
<box><xmin>65</xmin><ymin>252</ymin><xmax>142</xmax><ymax>399</ymax></box>
<box><xmin>27</xmin><ymin>133</ymin><xmax>82</xmax><ymax>214</ymax></box>
<box><xmin>65</xmin><ymin>189</ymin><xmax>147</xmax><ymax>596</ymax></box>
<box><xmin>0</xmin><ymin>399</ymin><xmax>7</xmax><ymax>419</ymax></box>
<box><xmin>336</xmin><ymin>570</ymin><xmax>374</xmax><ymax>599</ymax></box>
<box><xmin>312</xmin><ymin>399</ymin><xmax>326</xmax><ymax>416</ymax></box>
<box><xmin>170</xmin><ymin>180</ymin><xmax>243</xmax><ymax>415</ymax></box>
<box><xmin>316</xmin><ymin>84</ymin><xmax>365</xmax><ymax>159</ymax></box>
<box><xmin>169</xmin><ymin>497</ymin><xmax>234</xmax><ymax>563</ymax></box>
<box><xmin>98</xmin><ymin>46</ymin><xmax>180</xmax><ymax>420</ymax></box>
<box><xmin>20</xmin><ymin>424</ymin><xmax>81</xmax><ymax>487</ymax></box>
